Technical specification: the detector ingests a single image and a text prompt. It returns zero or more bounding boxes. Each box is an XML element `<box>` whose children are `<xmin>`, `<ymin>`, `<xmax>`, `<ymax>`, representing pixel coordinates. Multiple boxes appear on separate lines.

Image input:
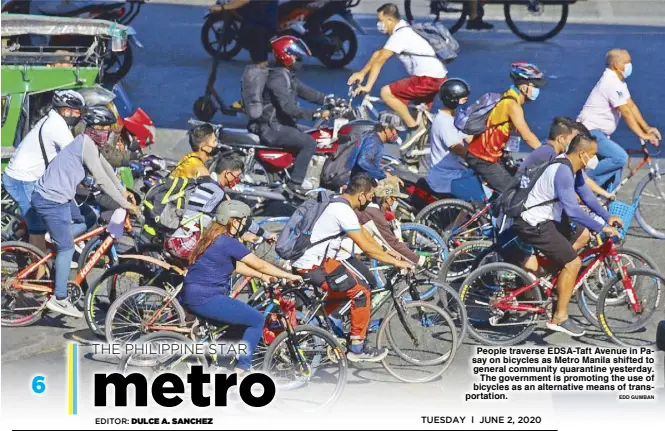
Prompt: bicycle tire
<box><xmin>460</xmin><ymin>262</ymin><xmax>541</xmax><ymax>346</ymax></box>
<box><xmin>597</xmin><ymin>268</ymin><xmax>664</xmax><ymax>347</ymax></box>
<box><xmin>404</xmin><ymin>0</ymin><xmax>467</xmax><ymax>32</ymax></box>
<box><xmin>400</xmin><ymin>222</ymin><xmax>449</xmax><ymax>279</ymax></box>
<box><xmin>117</xmin><ymin>331</ymin><xmax>208</xmax><ymax>373</ymax></box>
<box><xmin>262</xmin><ymin>325</ymin><xmax>347</xmax><ymax>411</ymax></box>
<box><xmin>378</xmin><ymin>301</ymin><xmax>457</xmax><ymax>383</ymax></box>
<box><xmin>104</xmin><ymin>285</ymin><xmax>187</xmax><ymax>345</ymax></box>
<box><xmin>1</xmin><ymin>241</ymin><xmax>52</xmax><ymax>327</ymax></box>
<box><xmin>392</xmin><ymin>280</ymin><xmax>467</xmax><ymax>349</ymax></box>
<box><xmin>201</xmin><ymin>14</ymin><xmax>243</xmax><ymax>60</ymax></box>
<box><xmin>84</xmin><ymin>263</ymin><xmax>159</xmax><ymax>338</ymax></box>
<box><xmin>316</xmin><ymin>20</ymin><xmax>358</xmax><ymax>69</ymax></box>
<box><xmin>438</xmin><ymin>240</ymin><xmax>495</xmax><ymax>284</ymax></box>
<box><xmin>504</xmin><ymin>3</ymin><xmax>568</xmax><ymax>42</ymax></box>
<box><xmin>416</xmin><ymin>198</ymin><xmax>489</xmax><ymax>246</ymax></box>
<box><xmin>633</xmin><ymin>170</ymin><xmax>665</xmax><ymax>239</ymax></box>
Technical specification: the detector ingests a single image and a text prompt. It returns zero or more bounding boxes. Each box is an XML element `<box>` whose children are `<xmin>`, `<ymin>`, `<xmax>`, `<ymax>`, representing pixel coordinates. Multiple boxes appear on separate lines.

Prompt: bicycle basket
<box><xmin>607</xmin><ymin>200</ymin><xmax>636</xmax><ymax>238</ymax></box>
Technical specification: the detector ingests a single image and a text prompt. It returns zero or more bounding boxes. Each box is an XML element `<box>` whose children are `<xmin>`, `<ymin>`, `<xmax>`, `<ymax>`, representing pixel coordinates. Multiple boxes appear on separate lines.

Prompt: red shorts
<box><xmin>388</xmin><ymin>75</ymin><xmax>447</xmax><ymax>109</ymax></box>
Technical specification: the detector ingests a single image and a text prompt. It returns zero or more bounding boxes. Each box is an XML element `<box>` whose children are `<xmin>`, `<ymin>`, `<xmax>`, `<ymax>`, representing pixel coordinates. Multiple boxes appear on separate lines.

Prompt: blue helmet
<box><xmin>510</xmin><ymin>62</ymin><xmax>546</xmax><ymax>87</ymax></box>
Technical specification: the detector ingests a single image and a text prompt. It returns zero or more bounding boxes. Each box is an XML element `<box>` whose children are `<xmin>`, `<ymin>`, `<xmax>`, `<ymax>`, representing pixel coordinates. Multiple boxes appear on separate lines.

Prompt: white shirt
<box><xmin>4</xmin><ymin>110</ymin><xmax>74</xmax><ymax>182</ymax></box>
<box><xmin>577</xmin><ymin>68</ymin><xmax>631</xmax><ymax>137</ymax></box>
<box><xmin>292</xmin><ymin>201</ymin><xmax>361</xmax><ymax>270</ymax></box>
<box><xmin>384</xmin><ymin>20</ymin><xmax>447</xmax><ymax>79</ymax></box>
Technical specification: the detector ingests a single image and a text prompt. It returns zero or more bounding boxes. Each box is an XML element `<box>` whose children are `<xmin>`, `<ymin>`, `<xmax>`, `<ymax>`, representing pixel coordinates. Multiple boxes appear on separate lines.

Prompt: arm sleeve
<box><xmin>100</xmin><ymin>143</ymin><xmax>131</xmax><ymax>168</ymax></box>
<box><xmin>295</xmin><ymin>78</ymin><xmax>326</xmax><ymax>105</ymax></box>
<box><xmin>554</xmin><ymin>167</ymin><xmax>605</xmax><ymax>232</ymax></box>
<box><xmin>356</xmin><ymin>139</ymin><xmax>386</xmax><ymax>180</ymax></box>
<box><xmin>81</xmin><ymin>137</ymin><xmax>131</xmax><ymax>209</ymax></box>
<box><xmin>370</xmin><ymin>210</ymin><xmax>420</xmax><ymax>263</ymax></box>
<box><xmin>246</xmin><ymin>218</ymin><xmax>271</xmax><ymax>239</ymax></box>
<box><xmin>229</xmin><ymin>238</ymin><xmax>252</xmax><ymax>260</ymax></box>
<box><xmin>575</xmin><ymin>172</ymin><xmax>611</xmax><ymax>221</ymax></box>
<box><xmin>336</xmin><ymin>204</ymin><xmax>361</xmax><ymax>233</ymax></box>
<box><xmin>606</xmin><ymin>83</ymin><xmax>630</xmax><ymax>108</ymax></box>
<box><xmin>383</xmin><ymin>32</ymin><xmax>405</xmax><ymax>54</ymax></box>
<box><xmin>270</xmin><ymin>73</ymin><xmax>318</xmax><ymax>121</ymax></box>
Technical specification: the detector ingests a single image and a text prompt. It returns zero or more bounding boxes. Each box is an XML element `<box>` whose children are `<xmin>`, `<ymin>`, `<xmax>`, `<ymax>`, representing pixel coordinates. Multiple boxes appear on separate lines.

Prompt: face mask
<box><xmin>582</xmin><ymin>153</ymin><xmax>599</xmax><ymax>170</ymax></box>
<box><xmin>527</xmin><ymin>86</ymin><xmax>540</xmax><ymax>101</ymax></box>
<box><xmin>388</xmin><ymin>131</ymin><xmax>400</xmax><ymax>143</ymax></box>
<box><xmin>390</xmin><ymin>200</ymin><xmax>399</xmax><ymax>212</ymax></box>
<box><xmin>85</xmin><ymin>128</ymin><xmax>111</xmax><ymax>147</ymax></box>
<box><xmin>225</xmin><ymin>172</ymin><xmax>241</xmax><ymax>189</ymax></box>
<box><xmin>63</xmin><ymin>116</ymin><xmax>80</xmax><ymax>128</ymax></box>
<box><xmin>358</xmin><ymin>194</ymin><xmax>371</xmax><ymax>211</ymax></box>
<box><xmin>377</xmin><ymin>21</ymin><xmax>388</xmax><ymax>34</ymax></box>
<box><xmin>623</xmin><ymin>62</ymin><xmax>633</xmax><ymax>78</ymax></box>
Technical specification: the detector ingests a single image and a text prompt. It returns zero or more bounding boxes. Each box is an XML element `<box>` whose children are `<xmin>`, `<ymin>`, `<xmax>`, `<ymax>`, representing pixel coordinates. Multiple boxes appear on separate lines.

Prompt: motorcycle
<box><xmin>1</xmin><ymin>0</ymin><xmax>147</xmax><ymax>82</ymax></box>
<box><xmin>201</xmin><ymin>0</ymin><xmax>365</xmax><ymax>68</ymax></box>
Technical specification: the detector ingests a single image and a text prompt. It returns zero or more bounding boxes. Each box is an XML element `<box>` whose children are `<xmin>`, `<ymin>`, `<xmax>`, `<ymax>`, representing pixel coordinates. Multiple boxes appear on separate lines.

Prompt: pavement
<box><xmin>2</xmin><ymin>1</ymin><xmax>665</xmax><ymax>427</ymax></box>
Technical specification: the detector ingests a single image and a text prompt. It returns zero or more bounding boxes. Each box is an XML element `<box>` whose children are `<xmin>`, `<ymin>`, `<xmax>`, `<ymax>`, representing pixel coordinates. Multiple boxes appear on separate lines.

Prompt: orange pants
<box><xmin>307</xmin><ymin>258</ymin><xmax>372</xmax><ymax>341</ymax></box>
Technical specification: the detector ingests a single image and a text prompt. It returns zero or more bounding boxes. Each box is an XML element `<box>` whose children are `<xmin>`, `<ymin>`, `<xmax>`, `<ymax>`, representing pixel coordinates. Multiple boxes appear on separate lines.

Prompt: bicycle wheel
<box><xmin>378</xmin><ymin>301</ymin><xmax>457</xmax><ymax>383</ymax></box>
<box><xmin>105</xmin><ymin>285</ymin><xmax>187</xmax><ymax>344</ymax></box>
<box><xmin>262</xmin><ymin>325</ymin><xmax>347</xmax><ymax>412</ymax></box>
<box><xmin>400</xmin><ymin>223</ymin><xmax>448</xmax><ymax>279</ymax></box>
<box><xmin>460</xmin><ymin>262</ymin><xmax>541</xmax><ymax>346</ymax></box>
<box><xmin>633</xmin><ymin>170</ymin><xmax>665</xmax><ymax>239</ymax></box>
<box><xmin>1</xmin><ymin>241</ymin><xmax>52</xmax><ymax>327</ymax></box>
<box><xmin>597</xmin><ymin>268</ymin><xmax>664</xmax><ymax>347</ymax></box>
<box><xmin>201</xmin><ymin>14</ymin><xmax>243</xmax><ymax>60</ymax></box>
<box><xmin>84</xmin><ymin>263</ymin><xmax>161</xmax><ymax>338</ymax></box>
<box><xmin>504</xmin><ymin>3</ymin><xmax>568</xmax><ymax>42</ymax></box>
<box><xmin>404</xmin><ymin>0</ymin><xmax>467</xmax><ymax>33</ymax></box>
<box><xmin>416</xmin><ymin>199</ymin><xmax>490</xmax><ymax>247</ymax></box>
<box><xmin>393</xmin><ymin>280</ymin><xmax>467</xmax><ymax>349</ymax></box>
<box><xmin>438</xmin><ymin>240</ymin><xmax>495</xmax><ymax>285</ymax></box>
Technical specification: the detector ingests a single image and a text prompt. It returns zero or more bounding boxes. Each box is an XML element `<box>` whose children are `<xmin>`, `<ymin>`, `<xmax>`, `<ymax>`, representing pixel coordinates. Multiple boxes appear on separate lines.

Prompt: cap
<box><xmin>375</xmin><ymin>177</ymin><xmax>408</xmax><ymax>199</ymax></box>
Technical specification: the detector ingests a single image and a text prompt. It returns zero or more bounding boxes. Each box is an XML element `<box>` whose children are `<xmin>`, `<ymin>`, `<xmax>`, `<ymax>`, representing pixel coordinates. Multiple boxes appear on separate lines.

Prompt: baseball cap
<box><xmin>375</xmin><ymin>177</ymin><xmax>408</xmax><ymax>199</ymax></box>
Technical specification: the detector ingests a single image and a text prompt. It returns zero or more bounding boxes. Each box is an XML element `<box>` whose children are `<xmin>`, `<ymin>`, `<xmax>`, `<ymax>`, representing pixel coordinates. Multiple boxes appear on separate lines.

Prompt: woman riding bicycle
<box><xmin>181</xmin><ymin>200</ymin><xmax>302</xmax><ymax>374</ymax></box>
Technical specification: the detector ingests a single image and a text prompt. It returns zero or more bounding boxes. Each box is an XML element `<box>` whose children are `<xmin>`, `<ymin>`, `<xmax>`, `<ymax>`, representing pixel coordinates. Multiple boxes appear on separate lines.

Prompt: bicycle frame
<box><xmin>612</xmin><ymin>140</ymin><xmax>661</xmax><ymax>197</ymax></box>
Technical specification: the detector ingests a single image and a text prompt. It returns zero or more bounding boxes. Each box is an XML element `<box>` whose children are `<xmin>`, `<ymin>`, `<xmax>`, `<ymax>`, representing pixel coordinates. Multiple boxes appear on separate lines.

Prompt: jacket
<box><xmin>347</xmin><ymin>132</ymin><xmax>386</xmax><ymax>180</ymax></box>
<box><xmin>355</xmin><ymin>204</ymin><xmax>420</xmax><ymax>263</ymax></box>
<box><xmin>251</xmin><ymin>67</ymin><xmax>326</xmax><ymax>135</ymax></box>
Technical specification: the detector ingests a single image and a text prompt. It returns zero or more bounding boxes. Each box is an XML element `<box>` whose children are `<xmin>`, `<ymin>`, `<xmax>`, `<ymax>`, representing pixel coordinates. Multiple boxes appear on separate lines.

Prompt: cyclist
<box><xmin>466</xmin><ymin>62</ymin><xmax>544</xmax><ymax>193</ymax></box>
<box><xmin>510</xmin><ymin>133</ymin><xmax>622</xmax><ymax>337</ymax></box>
<box><xmin>291</xmin><ymin>174</ymin><xmax>413</xmax><ymax>362</ymax></box>
<box><xmin>347</xmin><ymin>3</ymin><xmax>448</xmax><ymax>143</ymax></box>
<box><xmin>182</xmin><ymin>200</ymin><xmax>302</xmax><ymax>375</ymax></box>
<box><xmin>165</xmin><ymin>156</ymin><xmax>275</xmax><ymax>261</ymax></box>
<box><xmin>425</xmin><ymin>78</ymin><xmax>478</xmax><ymax>197</ymax></box>
<box><xmin>251</xmin><ymin>36</ymin><xmax>330</xmax><ymax>194</ymax></box>
<box><xmin>346</xmin><ymin>122</ymin><xmax>402</xmax><ymax>182</ymax></box>
<box><xmin>577</xmin><ymin>48</ymin><xmax>661</xmax><ymax>192</ymax></box>
<box><xmin>171</xmin><ymin>123</ymin><xmax>218</xmax><ymax>179</ymax></box>
<box><xmin>3</xmin><ymin>90</ymin><xmax>84</xmax><ymax>251</ymax></box>
<box><xmin>28</xmin><ymin>106</ymin><xmax>141</xmax><ymax>319</ymax></box>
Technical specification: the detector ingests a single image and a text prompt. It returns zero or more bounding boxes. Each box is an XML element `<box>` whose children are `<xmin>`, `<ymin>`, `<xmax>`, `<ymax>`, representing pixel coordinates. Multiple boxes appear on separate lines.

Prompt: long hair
<box><xmin>188</xmin><ymin>221</ymin><xmax>228</xmax><ymax>266</ymax></box>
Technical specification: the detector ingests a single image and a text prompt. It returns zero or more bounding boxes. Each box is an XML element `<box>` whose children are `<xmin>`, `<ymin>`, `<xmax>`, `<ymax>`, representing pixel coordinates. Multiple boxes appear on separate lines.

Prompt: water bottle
<box><xmin>506</xmin><ymin>135</ymin><xmax>521</xmax><ymax>153</ymax></box>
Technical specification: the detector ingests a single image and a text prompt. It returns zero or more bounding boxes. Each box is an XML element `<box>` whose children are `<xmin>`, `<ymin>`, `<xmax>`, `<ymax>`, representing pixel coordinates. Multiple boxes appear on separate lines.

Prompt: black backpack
<box><xmin>142</xmin><ymin>176</ymin><xmax>200</xmax><ymax>231</ymax></box>
<box><xmin>320</xmin><ymin>136</ymin><xmax>363</xmax><ymax>190</ymax></box>
<box><xmin>500</xmin><ymin>157</ymin><xmax>571</xmax><ymax>218</ymax></box>
<box><xmin>240</xmin><ymin>64</ymin><xmax>270</xmax><ymax>122</ymax></box>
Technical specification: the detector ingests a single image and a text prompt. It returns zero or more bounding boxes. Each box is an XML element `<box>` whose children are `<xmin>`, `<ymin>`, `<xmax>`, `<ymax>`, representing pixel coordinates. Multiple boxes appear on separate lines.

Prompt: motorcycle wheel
<box><xmin>316</xmin><ymin>20</ymin><xmax>357</xmax><ymax>69</ymax></box>
<box><xmin>201</xmin><ymin>14</ymin><xmax>243</xmax><ymax>60</ymax></box>
<box><xmin>103</xmin><ymin>43</ymin><xmax>133</xmax><ymax>83</ymax></box>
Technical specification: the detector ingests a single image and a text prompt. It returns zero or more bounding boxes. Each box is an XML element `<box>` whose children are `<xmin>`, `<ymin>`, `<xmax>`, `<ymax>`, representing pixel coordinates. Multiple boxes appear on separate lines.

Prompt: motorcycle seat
<box><xmin>220</xmin><ymin>129</ymin><xmax>273</xmax><ymax>150</ymax></box>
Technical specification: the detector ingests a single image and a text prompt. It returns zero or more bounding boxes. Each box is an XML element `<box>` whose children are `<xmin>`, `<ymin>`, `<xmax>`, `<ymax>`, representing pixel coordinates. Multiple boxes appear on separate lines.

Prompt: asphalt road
<box><xmin>2</xmin><ymin>2</ymin><xmax>665</xmax><ymax>426</ymax></box>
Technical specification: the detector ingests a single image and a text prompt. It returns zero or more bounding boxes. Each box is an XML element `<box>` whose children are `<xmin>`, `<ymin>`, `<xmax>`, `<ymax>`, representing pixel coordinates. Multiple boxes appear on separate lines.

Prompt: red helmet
<box><xmin>271</xmin><ymin>36</ymin><xmax>311</xmax><ymax>67</ymax></box>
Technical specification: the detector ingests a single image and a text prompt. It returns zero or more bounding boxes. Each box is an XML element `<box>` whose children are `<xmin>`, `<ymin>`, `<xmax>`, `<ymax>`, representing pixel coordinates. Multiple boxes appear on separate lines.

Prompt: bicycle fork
<box><xmin>609</xmin><ymin>249</ymin><xmax>644</xmax><ymax>314</ymax></box>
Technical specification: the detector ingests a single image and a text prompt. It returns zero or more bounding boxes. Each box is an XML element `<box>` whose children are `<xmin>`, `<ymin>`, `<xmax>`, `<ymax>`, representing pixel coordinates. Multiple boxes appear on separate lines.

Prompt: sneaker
<box><xmin>70</xmin><ymin>261</ymin><xmax>79</xmax><ymax>270</ymax></box>
<box><xmin>546</xmin><ymin>318</ymin><xmax>586</xmax><ymax>337</ymax></box>
<box><xmin>45</xmin><ymin>296</ymin><xmax>83</xmax><ymax>318</ymax></box>
<box><xmin>466</xmin><ymin>18</ymin><xmax>494</xmax><ymax>30</ymax></box>
<box><xmin>347</xmin><ymin>344</ymin><xmax>389</xmax><ymax>363</ymax></box>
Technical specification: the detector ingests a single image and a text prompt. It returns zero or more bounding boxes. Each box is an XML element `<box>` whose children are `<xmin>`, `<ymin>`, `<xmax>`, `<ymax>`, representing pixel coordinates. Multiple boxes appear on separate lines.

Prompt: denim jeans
<box><xmin>3</xmin><ymin>175</ymin><xmax>47</xmax><ymax>233</ymax></box>
<box><xmin>31</xmin><ymin>192</ymin><xmax>87</xmax><ymax>299</ymax></box>
<box><xmin>585</xmin><ymin>130</ymin><xmax>628</xmax><ymax>192</ymax></box>
<box><xmin>261</xmin><ymin>125</ymin><xmax>317</xmax><ymax>184</ymax></box>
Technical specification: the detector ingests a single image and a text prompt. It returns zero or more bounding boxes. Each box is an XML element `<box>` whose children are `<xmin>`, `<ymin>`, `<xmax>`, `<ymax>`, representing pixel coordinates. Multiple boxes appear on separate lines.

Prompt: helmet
<box><xmin>510</xmin><ymin>62</ymin><xmax>546</xmax><ymax>87</ymax></box>
<box><xmin>52</xmin><ymin>90</ymin><xmax>85</xmax><ymax>109</ymax></box>
<box><xmin>438</xmin><ymin>78</ymin><xmax>471</xmax><ymax>109</ymax></box>
<box><xmin>271</xmin><ymin>36</ymin><xmax>311</xmax><ymax>67</ymax></box>
<box><xmin>215</xmin><ymin>200</ymin><xmax>251</xmax><ymax>225</ymax></box>
<box><xmin>81</xmin><ymin>105</ymin><xmax>118</xmax><ymax>127</ymax></box>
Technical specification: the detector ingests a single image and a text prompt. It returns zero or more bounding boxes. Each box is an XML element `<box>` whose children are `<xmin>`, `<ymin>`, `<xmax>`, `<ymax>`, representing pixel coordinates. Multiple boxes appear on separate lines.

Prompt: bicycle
<box><xmin>1</xmin><ymin>208</ymin><xmax>134</xmax><ymax>327</ymax></box>
<box><xmin>458</xmin><ymin>234</ymin><xmax>659</xmax><ymax>346</ymax></box>
<box><xmin>115</xmin><ymin>280</ymin><xmax>348</xmax><ymax>412</ymax></box>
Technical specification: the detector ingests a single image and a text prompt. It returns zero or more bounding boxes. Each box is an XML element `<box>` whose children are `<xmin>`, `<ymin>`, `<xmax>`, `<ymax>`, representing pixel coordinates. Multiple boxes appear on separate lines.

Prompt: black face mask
<box><xmin>358</xmin><ymin>194</ymin><xmax>371</xmax><ymax>211</ymax></box>
<box><xmin>63</xmin><ymin>116</ymin><xmax>81</xmax><ymax>128</ymax></box>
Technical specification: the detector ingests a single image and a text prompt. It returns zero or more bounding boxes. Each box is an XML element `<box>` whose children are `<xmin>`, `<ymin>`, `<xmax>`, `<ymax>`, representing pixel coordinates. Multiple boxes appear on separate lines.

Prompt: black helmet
<box><xmin>439</xmin><ymin>78</ymin><xmax>471</xmax><ymax>109</ymax></box>
<box><xmin>81</xmin><ymin>105</ymin><xmax>117</xmax><ymax>127</ymax></box>
<box><xmin>52</xmin><ymin>90</ymin><xmax>85</xmax><ymax>109</ymax></box>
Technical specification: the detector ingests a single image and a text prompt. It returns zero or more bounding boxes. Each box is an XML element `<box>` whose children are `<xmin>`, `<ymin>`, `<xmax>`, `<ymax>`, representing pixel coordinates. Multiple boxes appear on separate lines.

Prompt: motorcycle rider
<box><xmin>28</xmin><ymin>105</ymin><xmax>140</xmax><ymax>318</ymax></box>
<box><xmin>250</xmin><ymin>35</ymin><xmax>330</xmax><ymax>193</ymax></box>
<box><xmin>171</xmin><ymin>123</ymin><xmax>217</xmax><ymax>179</ymax></box>
<box><xmin>3</xmin><ymin>90</ymin><xmax>85</xmax><ymax>252</ymax></box>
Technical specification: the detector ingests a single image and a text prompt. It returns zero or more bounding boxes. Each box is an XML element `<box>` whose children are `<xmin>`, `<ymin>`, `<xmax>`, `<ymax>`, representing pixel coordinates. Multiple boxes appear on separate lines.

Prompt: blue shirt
<box><xmin>347</xmin><ymin>133</ymin><xmax>386</xmax><ymax>180</ymax></box>
<box><xmin>181</xmin><ymin>235</ymin><xmax>251</xmax><ymax>305</ymax></box>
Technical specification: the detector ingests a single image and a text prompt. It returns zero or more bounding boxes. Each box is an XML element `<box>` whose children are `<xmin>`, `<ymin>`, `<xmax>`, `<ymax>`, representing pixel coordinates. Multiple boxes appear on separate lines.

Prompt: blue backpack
<box><xmin>275</xmin><ymin>190</ymin><xmax>348</xmax><ymax>262</ymax></box>
<box><xmin>454</xmin><ymin>93</ymin><xmax>517</xmax><ymax>136</ymax></box>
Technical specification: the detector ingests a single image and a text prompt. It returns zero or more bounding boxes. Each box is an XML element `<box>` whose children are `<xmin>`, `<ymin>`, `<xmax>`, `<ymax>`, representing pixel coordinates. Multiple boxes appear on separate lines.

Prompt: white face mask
<box><xmin>376</xmin><ymin>20</ymin><xmax>389</xmax><ymax>34</ymax></box>
<box><xmin>390</xmin><ymin>200</ymin><xmax>399</xmax><ymax>212</ymax></box>
<box><xmin>584</xmin><ymin>154</ymin><xmax>599</xmax><ymax>170</ymax></box>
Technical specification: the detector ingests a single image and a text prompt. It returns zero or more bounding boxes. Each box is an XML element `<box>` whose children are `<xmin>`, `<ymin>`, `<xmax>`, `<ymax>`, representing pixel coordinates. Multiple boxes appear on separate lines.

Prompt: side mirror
<box><xmin>657</xmin><ymin>320</ymin><xmax>665</xmax><ymax>351</ymax></box>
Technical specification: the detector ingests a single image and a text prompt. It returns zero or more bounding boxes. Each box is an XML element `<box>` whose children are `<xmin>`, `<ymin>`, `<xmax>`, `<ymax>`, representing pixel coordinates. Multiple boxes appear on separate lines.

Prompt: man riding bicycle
<box><xmin>172</xmin><ymin>123</ymin><xmax>218</xmax><ymax>179</ymax></box>
<box><xmin>509</xmin><ymin>133</ymin><xmax>622</xmax><ymax>337</ymax></box>
<box><xmin>291</xmin><ymin>174</ymin><xmax>413</xmax><ymax>362</ymax></box>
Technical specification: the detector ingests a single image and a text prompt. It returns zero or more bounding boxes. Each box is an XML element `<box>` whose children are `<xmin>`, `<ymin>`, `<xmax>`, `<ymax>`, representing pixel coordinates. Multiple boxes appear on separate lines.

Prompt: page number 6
<box><xmin>32</xmin><ymin>376</ymin><xmax>46</xmax><ymax>394</ymax></box>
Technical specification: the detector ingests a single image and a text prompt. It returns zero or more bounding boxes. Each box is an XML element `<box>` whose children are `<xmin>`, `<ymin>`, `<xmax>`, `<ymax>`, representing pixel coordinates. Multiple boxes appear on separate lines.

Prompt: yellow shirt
<box><xmin>171</xmin><ymin>152</ymin><xmax>206</xmax><ymax>179</ymax></box>
<box><xmin>468</xmin><ymin>87</ymin><xmax>520</xmax><ymax>163</ymax></box>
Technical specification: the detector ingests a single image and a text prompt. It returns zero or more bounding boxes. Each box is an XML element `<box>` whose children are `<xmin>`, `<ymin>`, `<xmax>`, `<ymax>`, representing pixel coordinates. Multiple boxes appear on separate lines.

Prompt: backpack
<box><xmin>142</xmin><ymin>176</ymin><xmax>199</xmax><ymax>231</ymax></box>
<box><xmin>499</xmin><ymin>157</ymin><xmax>570</xmax><ymax>218</ymax></box>
<box><xmin>275</xmin><ymin>190</ymin><xmax>348</xmax><ymax>262</ymax></box>
<box><xmin>320</xmin><ymin>135</ymin><xmax>363</xmax><ymax>190</ymax></box>
<box><xmin>454</xmin><ymin>93</ymin><xmax>517</xmax><ymax>136</ymax></box>
<box><xmin>240</xmin><ymin>64</ymin><xmax>270</xmax><ymax>122</ymax></box>
<box><xmin>399</xmin><ymin>22</ymin><xmax>460</xmax><ymax>63</ymax></box>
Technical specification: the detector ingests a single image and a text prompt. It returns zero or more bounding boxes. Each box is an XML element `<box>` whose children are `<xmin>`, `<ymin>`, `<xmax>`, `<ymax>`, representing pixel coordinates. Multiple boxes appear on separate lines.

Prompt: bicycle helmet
<box><xmin>439</xmin><ymin>78</ymin><xmax>471</xmax><ymax>109</ymax></box>
<box><xmin>81</xmin><ymin>105</ymin><xmax>118</xmax><ymax>126</ymax></box>
<box><xmin>271</xmin><ymin>36</ymin><xmax>311</xmax><ymax>67</ymax></box>
<box><xmin>215</xmin><ymin>200</ymin><xmax>251</xmax><ymax>225</ymax></box>
<box><xmin>52</xmin><ymin>90</ymin><xmax>85</xmax><ymax>109</ymax></box>
<box><xmin>510</xmin><ymin>62</ymin><xmax>546</xmax><ymax>87</ymax></box>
